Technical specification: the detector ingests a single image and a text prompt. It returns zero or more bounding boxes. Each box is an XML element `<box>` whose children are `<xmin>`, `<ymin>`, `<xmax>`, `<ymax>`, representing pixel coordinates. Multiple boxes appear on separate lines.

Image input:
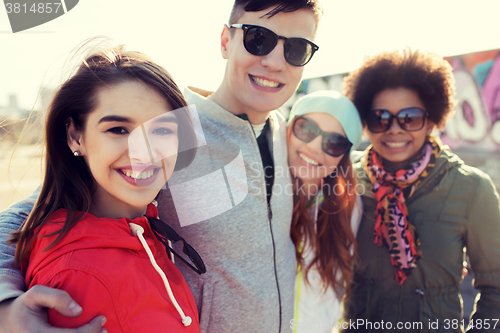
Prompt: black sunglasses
<box><xmin>230</xmin><ymin>24</ymin><xmax>319</xmax><ymax>66</ymax></box>
<box><xmin>147</xmin><ymin>217</ymin><xmax>207</xmax><ymax>275</ymax></box>
<box><xmin>367</xmin><ymin>107</ymin><xmax>428</xmax><ymax>133</ymax></box>
<box><xmin>292</xmin><ymin>116</ymin><xmax>352</xmax><ymax>157</ymax></box>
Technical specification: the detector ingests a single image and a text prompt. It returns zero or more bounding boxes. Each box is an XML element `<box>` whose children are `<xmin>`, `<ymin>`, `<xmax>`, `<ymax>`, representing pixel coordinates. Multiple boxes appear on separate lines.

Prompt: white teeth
<box><xmin>299</xmin><ymin>153</ymin><xmax>319</xmax><ymax>166</ymax></box>
<box><xmin>252</xmin><ymin>76</ymin><xmax>280</xmax><ymax>88</ymax></box>
<box><xmin>122</xmin><ymin>169</ymin><xmax>155</xmax><ymax>180</ymax></box>
<box><xmin>385</xmin><ymin>142</ymin><xmax>407</xmax><ymax>148</ymax></box>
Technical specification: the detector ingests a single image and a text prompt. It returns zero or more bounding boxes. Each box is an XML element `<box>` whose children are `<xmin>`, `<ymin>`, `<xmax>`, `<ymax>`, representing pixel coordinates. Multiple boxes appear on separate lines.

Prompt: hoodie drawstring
<box><xmin>129</xmin><ymin>223</ymin><xmax>192</xmax><ymax>327</ymax></box>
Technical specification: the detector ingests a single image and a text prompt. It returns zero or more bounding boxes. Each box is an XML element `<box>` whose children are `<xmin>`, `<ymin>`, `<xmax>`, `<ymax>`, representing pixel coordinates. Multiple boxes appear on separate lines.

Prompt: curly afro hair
<box><xmin>342</xmin><ymin>49</ymin><xmax>456</xmax><ymax>130</ymax></box>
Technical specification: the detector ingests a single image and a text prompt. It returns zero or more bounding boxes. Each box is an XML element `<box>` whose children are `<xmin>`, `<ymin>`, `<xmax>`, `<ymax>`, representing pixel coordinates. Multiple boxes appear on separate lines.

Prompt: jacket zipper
<box><xmin>243</xmin><ymin>115</ymin><xmax>282</xmax><ymax>333</ymax></box>
<box><xmin>267</xmin><ymin>202</ymin><xmax>282</xmax><ymax>333</ymax></box>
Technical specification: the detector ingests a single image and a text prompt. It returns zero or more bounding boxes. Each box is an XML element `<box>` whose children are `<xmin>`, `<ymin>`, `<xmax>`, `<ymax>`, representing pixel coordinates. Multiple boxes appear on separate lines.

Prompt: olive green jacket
<box><xmin>344</xmin><ymin>147</ymin><xmax>500</xmax><ymax>333</ymax></box>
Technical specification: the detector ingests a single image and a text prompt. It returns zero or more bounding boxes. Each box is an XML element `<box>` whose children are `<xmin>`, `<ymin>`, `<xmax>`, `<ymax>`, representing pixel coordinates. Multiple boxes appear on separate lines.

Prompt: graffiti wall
<box><xmin>444</xmin><ymin>50</ymin><xmax>500</xmax><ymax>150</ymax></box>
<box><xmin>287</xmin><ymin>49</ymin><xmax>500</xmax><ymax>186</ymax></box>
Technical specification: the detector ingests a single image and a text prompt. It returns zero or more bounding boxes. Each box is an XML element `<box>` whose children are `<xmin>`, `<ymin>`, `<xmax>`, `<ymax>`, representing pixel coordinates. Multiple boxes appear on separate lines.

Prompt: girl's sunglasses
<box><xmin>367</xmin><ymin>107</ymin><xmax>428</xmax><ymax>133</ymax></box>
<box><xmin>148</xmin><ymin>217</ymin><xmax>207</xmax><ymax>275</ymax></box>
<box><xmin>230</xmin><ymin>24</ymin><xmax>319</xmax><ymax>67</ymax></box>
<box><xmin>292</xmin><ymin>116</ymin><xmax>352</xmax><ymax>157</ymax></box>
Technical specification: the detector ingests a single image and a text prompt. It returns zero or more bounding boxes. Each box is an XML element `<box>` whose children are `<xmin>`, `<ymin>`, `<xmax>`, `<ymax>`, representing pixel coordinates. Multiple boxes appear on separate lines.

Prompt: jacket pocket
<box><xmin>198</xmin><ymin>279</ymin><xmax>215</xmax><ymax>333</ymax></box>
<box><xmin>419</xmin><ymin>286</ymin><xmax>463</xmax><ymax>333</ymax></box>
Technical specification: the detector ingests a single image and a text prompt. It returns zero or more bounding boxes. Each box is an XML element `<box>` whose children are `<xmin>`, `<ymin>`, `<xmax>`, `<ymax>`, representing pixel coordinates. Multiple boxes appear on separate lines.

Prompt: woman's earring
<box><xmin>73</xmin><ymin>150</ymin><xmax>81</xmax><ymax>157</ymax></box>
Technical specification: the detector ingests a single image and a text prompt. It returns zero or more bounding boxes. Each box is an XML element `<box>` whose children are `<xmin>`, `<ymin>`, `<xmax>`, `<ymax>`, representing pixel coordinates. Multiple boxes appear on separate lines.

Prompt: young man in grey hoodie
<box><xmin>0</xmin><ymin>1</ymin><xmax>322</xmax><ymax>332</ymax></box>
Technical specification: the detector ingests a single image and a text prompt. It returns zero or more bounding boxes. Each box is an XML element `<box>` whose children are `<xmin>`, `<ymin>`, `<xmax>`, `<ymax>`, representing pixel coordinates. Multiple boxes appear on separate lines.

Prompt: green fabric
<box><xmin>344</xmin><ymin>146</ymin><xmax>500</xmax><ymax>333</ymax></box>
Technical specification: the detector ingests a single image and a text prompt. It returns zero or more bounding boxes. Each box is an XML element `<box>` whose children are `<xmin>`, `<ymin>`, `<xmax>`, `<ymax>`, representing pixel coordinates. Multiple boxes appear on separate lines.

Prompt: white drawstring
<box><xmin>129</xmin><ymin>223</ymin><xmax>192</xmax><ymax>327</ymax></box>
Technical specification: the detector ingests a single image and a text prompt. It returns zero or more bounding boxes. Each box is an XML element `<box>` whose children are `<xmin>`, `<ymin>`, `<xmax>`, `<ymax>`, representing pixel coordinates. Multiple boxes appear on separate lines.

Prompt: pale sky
<box><xmin>1</xmin><ymin>0</ymin><xmax>499</xmax><ymax>110</ymax></box>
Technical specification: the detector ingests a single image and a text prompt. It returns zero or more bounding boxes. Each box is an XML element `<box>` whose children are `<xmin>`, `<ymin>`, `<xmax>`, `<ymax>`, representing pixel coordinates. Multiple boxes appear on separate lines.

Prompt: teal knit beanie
<box><xmin>288</xmin><ymin>90</ymin><xmax>363</xmax><ymax>150</ymax></box>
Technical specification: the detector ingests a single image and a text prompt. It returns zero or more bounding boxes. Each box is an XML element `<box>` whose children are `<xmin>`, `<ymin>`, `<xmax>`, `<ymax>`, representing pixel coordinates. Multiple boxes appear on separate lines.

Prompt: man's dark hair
<box><xmin>228</xmin><ymin>0</ymin><xmax>323</xmax><ymax>25</ymax></box>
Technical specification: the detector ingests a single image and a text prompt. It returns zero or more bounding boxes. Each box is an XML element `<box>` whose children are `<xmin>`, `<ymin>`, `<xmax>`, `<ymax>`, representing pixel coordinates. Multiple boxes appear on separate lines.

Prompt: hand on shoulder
<box><xmin>0</xmin><ymin>285</ymin><xmax>106</xmax><ymax>333</ymax></box>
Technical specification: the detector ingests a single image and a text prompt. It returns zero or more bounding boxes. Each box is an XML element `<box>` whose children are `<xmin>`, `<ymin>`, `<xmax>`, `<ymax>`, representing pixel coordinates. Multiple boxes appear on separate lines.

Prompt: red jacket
<box><xmin>25</xmin><ymin>204</ymin><xmax>200</xmax><ymax>333</ymax></box>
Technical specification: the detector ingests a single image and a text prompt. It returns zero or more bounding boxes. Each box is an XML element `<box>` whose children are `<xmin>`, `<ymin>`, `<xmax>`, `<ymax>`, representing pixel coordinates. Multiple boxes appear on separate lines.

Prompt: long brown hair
<box><xmin>10</xmin><ymin>41</ymin><xmax>197</xmax><ymax>266</ymax></box>
<box><xmin>289</xmin><ymin>126</ymin><xmax>358</xmax><ymax>298</ymax></box>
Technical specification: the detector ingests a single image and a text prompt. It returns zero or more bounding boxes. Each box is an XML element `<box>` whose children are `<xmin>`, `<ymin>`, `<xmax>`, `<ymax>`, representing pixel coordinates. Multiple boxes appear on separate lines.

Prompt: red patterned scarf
<box><xmin>363</xmin><ymin>136</ymin><xmax>441</xmax><ymax>284</ymax></box>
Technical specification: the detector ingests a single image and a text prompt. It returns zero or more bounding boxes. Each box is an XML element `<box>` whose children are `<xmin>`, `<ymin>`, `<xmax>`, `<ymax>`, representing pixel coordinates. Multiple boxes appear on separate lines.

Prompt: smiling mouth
<box><xmin>385</xmin><ymin>141</ymin><xmax>408</xmax><ymax>148</ymax></box>
<box><xmin>250</xmin><ymin>75</ymin><xmax>283</xmax><ymax>88</ymax></box>
<box><xmin>298</xmin><ymin>152</ymin><xmax>319</xmax><ymax>166</ymax></box>
<box><xmin>119</xmin><ymin>168</ymin><xmax>158</xmax><ymax>180</ymax></box>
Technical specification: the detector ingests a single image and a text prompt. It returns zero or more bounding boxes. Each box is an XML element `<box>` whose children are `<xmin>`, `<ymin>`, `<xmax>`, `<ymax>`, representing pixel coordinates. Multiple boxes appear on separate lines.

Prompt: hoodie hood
<box><xmin>26</xmin><ymin>203</ymin><xmax>195</xmax><ymax>327</ymax></box>
<box><xmin>26</xmin><ymin>204</ymin><xmax>159</xmax><ymax>284</ymax></box>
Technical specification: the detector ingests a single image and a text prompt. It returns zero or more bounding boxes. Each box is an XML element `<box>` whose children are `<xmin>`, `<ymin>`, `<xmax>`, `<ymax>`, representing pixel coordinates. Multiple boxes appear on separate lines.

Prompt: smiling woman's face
<box><xmin>68</xmin><ymin>80</ymin><xmax>178</xmax><ymax>219</ymax></box>
<box><xmin>364</xmin><ymin>87</ymin><xmax>435</xmax><ymax>171</ymax></box>
<box><xmin>287</xmin><ymin>112</ymin><xmax>346</xmax><ymax>190</ymax></box>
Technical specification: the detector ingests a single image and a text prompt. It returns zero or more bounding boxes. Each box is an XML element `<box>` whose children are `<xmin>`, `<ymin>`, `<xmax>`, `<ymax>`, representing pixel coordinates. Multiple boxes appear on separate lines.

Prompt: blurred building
<box><xmin>0</xmin><ymin>95</ymin><xmax>28</xmax><ymax>120</ymax></box>
<box><xmin>0</xmin><ymin>94</ymin><xmax>42</xmax><ymax>144</ymax></box>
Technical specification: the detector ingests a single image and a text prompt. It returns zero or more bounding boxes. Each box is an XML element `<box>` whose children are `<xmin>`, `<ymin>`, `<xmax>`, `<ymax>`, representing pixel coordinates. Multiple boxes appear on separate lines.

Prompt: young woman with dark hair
<box><xmin>287</xmin><ymin>90</ymin><xmax>363</xmax><ymax>332</ymax></box>
<box><xmin>9</xmin><ymin>43</ymin><xmax>201</xmax><ymax>332</ymax></box>
<box><xmin>342</xmin><ymin>49</ymin><xmax>500</xmax><ymax>332</ymax></box>
<box><xmin>1</xmin><ymin>1</ymin><xmax>326</xmax><ymax>331</ymax></box>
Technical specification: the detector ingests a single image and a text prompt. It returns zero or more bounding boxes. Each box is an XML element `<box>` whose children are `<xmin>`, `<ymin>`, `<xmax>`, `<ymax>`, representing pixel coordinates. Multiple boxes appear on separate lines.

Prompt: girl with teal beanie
<box><xmin>287</xmin><ymin>90</ymin><xmax>362</xmax><ymax>332</ymax></box>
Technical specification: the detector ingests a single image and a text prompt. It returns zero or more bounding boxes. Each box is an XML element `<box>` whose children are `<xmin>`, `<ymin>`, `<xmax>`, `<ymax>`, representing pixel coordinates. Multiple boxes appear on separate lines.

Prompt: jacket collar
<box><xmin>354</xmin><ymin>145</ymin><xmax>463</xmax><ymax>200</ymax></box>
